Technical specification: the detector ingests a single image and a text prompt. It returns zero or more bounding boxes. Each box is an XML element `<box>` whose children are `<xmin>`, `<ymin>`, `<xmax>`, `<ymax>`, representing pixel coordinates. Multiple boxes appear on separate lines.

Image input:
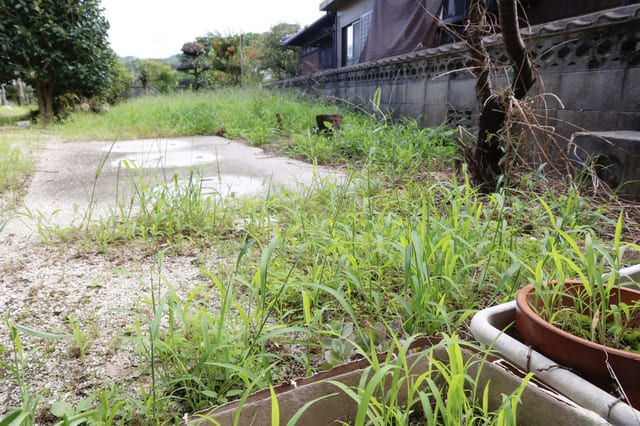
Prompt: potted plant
<box><xmin>514</xmin><ymin>218</ymin><xmax>640</xmax><ymax>408</ymax></box>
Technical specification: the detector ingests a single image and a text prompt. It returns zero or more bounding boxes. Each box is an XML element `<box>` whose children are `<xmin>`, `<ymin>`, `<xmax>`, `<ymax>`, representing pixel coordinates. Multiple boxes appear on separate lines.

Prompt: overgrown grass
<box><xmin>0</xmin><ymin>131</ymin><xmax>42</xmax><ymax>226</ymax></box>
<box><xmin>55</xmin><ymin>89</ymin><xmax>345</xmax><ymax>144</ymax></box>
<box><xmin>54</xmin><ymin>89</ymin><xmax>457</xmax><ymax>171</ymax></box>
<box><xmin>0</xmin><ymin>105</ymin><xmax>37</xmax><ymax>125</ymax></box>
<box><xmin>0</xmin><ymin>130</ymin><xmax>42</xmax><ymax>194</ymax></box>
<box><xmin>2</xmin><ymin>88</ymin><xmax>636</xmax><ymax>424</ymax></box>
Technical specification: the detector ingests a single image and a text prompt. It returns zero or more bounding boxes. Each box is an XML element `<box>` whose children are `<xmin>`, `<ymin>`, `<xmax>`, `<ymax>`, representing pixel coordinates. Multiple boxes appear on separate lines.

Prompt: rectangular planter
<box><xmin>187</xmin><ymin>337</ymin><xmax>610</xmax><ymax>425</ymax></box>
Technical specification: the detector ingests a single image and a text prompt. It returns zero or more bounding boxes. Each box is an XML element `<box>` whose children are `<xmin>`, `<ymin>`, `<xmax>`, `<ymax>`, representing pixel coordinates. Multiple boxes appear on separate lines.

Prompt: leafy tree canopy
<box><xmin>0</xmin><ymin>0</ymin><xmax>114</xmax><ymax>120</ymax></box>
<box><xmin>176</xmin><ymin>24</ymin><xmax>302</xmax><ymax>89</ymax></box>
<box><xmin>260</xmin><ymin>23</ymin><xmax>301</xmax><ymax>80</ymax></box>
<box><xmin>104</xmin><ymin>58</ymin><xmax>133</xmax><ymax>105</ymax></box>
<box><xmin>130</xmin><ymin>59</ymin><xmax>177</xmax><ymax>94</ymax></box>
<box><xmin>177</xmin><ymin>41</ymin><xmax>212</xmax><ymax>90</ymax></box>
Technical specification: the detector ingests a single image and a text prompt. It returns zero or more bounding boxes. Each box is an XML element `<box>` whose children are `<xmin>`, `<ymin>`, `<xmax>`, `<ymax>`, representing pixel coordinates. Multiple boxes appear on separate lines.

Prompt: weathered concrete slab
<box><xmin>569</xmin><ymin>130</ymin><xmax>640</xmax><ymax>198</ymax></box>
<box><xmin>2</xmin><ymin>136</ymin><xmax>343</xmax><ymax>239</ymax></box>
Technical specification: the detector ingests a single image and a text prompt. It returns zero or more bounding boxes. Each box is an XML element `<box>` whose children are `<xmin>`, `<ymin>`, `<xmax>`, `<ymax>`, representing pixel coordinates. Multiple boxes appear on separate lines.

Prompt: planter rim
<box><xmin>471</xmin><ymin>301</ymin><xmax>640</xmax><ymax>425</ymax></box>
<box><xmin>516</xmin><ymin>281</ymin><xmax>640</xmax><ymax>361</ymax></box>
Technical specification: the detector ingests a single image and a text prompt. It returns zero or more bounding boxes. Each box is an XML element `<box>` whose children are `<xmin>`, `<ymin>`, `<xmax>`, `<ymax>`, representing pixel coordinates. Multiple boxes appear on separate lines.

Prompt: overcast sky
<box><xmin>101</xmin><ymin>0</ymin><xmax>323</xmax><ymax>59</ymax></box>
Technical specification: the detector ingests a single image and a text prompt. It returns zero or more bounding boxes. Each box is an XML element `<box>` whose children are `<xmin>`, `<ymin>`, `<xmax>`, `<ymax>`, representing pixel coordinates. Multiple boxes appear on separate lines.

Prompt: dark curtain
<box><xmin>359</xmin><ymin>0</ymin><xmax>444</xmax><ymax>63</ymax></box>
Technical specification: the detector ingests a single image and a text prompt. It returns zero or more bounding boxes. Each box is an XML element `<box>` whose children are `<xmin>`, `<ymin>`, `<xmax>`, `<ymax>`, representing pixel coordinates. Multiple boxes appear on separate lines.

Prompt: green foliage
<box><xmin>260</xmin><ymin>23</ymin><xmax>301</xmax><ymax>80</ymax></box>
<box><xmin>0</xmin><ymin>135</ymin><xmax>34</xmax><ymax>193</ymax></box>
<box><xmin>174</xmin><ymin>23</ymin><xmax>301</xmax><ymax>87</ymax></box>
<box><xmin>0</xmin><ymin>0</ymin><xmax>114</xmax><ymax>120</ymax></box>
<box><xmin>0</xmin><ymin>104</ymin><xmax>36</xmax><ymax>125</ymax></box>
<box><xmin>102</xmin><ymin>58</ymin><xmax>132</xmax><ymax>105</ymax></box>
<box><xmin>520</xmin><ymin>208</ymin><xmax>640</xmax><ymax>350</ymax></box>
<box><xmin>130</xmin><ymin>59</ymin><xmax>177</xmax><ymax>94</ymax></box>
<box><xmin>176</xmin><ymin>33</ymin><xmax>265</xmax><ymax>88</ymax></box>
<box><xmin>322</xmin><ymin>336</ymin><xmax>531</xmax><ymax>425</ymax></box>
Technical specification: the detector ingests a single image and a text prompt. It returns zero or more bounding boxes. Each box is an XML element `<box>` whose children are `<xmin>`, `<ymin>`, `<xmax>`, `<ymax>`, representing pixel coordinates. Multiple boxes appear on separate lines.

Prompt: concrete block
<box><xmin>534</xmin><ymin>72</ymin><xmax>564</xmax><ymax>109</ymax></box>
<box><xmin>425</xmin><ymin>76</ymin><xmax>449</xmax><ymax>105</ymax></box>
<box><xmin>389</xmin><ymin>81</ymin><xmax>407</xmax><ymax>106</ymax></box>
<box><xmin>555</xmin><ymin>109</ymin><xmax>619</xmax><ymax>140</ymax></box>
<box><xmin>423</xmin><ymin>104</ymin><xmax>448</xmax><ymax>126</ymax></box>
<box><xmin>398</xmin><ymin>103</ymin><xmax>425</xmax><ymax>121</ymax></box>
<box><xmin>616</xmin><ymin>112</ymin><xmax>640</xmax><ymax>131</ymax></box>
<box><xmin>559</xmin><ymin>69</ymin><xmax>624</xmax><ymax>111</ymax></box>
<box><xmin>620</xmin><ymin>67</ymin><xmax>640</xmax><ymax>112</ymax></box>
<box><xmin>405</xmin><ymin>80</ymin><xmax>427</xmax><ymax>105</ymax></box>
<box><xmin>569</xmin><ymin>131</ymin><xmax>640</xmax><ymax>198</ymax></box>
<box><xmin>447</xmin><ymin>77</ymin><xmax>477</xmax><ymax>109</ymax></box>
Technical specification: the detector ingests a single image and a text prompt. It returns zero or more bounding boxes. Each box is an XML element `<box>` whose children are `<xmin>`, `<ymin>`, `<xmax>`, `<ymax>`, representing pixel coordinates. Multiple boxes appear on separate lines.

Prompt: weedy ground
<box><xmin>1</xmin><ymin>88</ymin><xmax>639</xmax><ymax>424</ymax></box>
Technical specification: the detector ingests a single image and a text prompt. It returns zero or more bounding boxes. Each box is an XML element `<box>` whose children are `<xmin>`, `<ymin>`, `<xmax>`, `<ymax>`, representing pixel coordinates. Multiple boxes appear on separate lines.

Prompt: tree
<box><xmin>0</xmin><ymin>0</ymin><xmax>113</xmax><ymax>121</ymax></box>
<box><xmin>209</xmin><ymin>33</ymin><xmax>264</xmax><ymax>86</ymax></box>
<box><xmin>462</xmin><ymin>0</ymin><xmax>536</xmax><ymax>192</ymax></box>
<box><xmin>131</xmin><ymin>59</ymin><xmax>177</xmax><ymax>94</ymax></box>
<box><xmin>260</xmin><ymin>23</ymin><xmax>301</xmax><ymax>80</ymax></box>
<box><xmin>177</xmin><ymin>42</ymin><xmax>212</xmax><ymax>90</ymax></box>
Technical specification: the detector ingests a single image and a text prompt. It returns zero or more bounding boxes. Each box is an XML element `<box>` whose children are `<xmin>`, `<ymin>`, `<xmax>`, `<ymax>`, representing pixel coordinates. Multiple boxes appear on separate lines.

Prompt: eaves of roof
<box><xmin>281</xmin><ymin>12</ymin><xmax>336</xmax><ymax>47</ymax></box>
<box><xmin>319</xmin><ymin>0</ymin><xmax>349</xmax><ymax>12</ymax></box>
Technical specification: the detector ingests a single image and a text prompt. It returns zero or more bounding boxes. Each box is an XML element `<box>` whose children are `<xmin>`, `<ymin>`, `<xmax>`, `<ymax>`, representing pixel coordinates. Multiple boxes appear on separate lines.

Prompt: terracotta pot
<box><xmin>315</xmin><ymin>114</ymin><xmax>343</xmax><ymax>133</ymax></box>
<box><xmin>515</xmin><ymin>280</ymin><xmax>640</xmax><ymax>408</ymax></box>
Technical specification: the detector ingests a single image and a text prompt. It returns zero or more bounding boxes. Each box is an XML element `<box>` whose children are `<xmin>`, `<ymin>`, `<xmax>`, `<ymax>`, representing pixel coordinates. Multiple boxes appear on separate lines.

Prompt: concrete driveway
<box><xmin>3</xmin><ymin>135</ymin><xmax>341</xmax><ymax>238</ymax></box>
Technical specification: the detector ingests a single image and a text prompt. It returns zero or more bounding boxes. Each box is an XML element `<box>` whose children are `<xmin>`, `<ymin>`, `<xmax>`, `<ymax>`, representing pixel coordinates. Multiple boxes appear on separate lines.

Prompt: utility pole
<box><xmin>240</xmin><ymin>33</ymin><xmax>245</xmax><ymax>89</ymax></box>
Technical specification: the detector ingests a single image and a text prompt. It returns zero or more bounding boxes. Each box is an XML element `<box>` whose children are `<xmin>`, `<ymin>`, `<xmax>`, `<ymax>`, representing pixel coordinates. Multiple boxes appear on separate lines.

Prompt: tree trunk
<box><xmin>35</xmin><ymin>81</ymin><xmax>54</xmax><ymax>122</ymax></box>
<box><xmin>15</xmin><ymin>79</ymin><xmax>26</xmax><ymax>106</ymax></box>
<box><xmin>0</xmin><ymin>84</ymin><xmax>6</xmax><ymax>106</ymax></box>
<box><xmin>497</xmin><ymin>0</ymin><xmax>535</xmax><ymax>99</ymax></box>
<box><xmin>466</xmin><ymin>0</ymin><xmax>535</xmax><ymax>192</ymax></box>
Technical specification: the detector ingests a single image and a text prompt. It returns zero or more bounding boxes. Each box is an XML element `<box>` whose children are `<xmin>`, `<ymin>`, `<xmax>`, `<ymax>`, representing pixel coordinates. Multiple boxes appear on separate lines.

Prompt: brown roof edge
<box><xmin>319</xmin><ymin>0</ymin><xmax>349</xmax><ymax>12</ymax></box>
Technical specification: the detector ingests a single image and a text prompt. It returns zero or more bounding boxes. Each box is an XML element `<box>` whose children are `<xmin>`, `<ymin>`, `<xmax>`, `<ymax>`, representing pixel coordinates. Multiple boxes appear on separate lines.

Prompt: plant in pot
<box><xmin>514</xmin><ymin>215</ymin><xmax>640</xmax><ymax>408</ymax></box>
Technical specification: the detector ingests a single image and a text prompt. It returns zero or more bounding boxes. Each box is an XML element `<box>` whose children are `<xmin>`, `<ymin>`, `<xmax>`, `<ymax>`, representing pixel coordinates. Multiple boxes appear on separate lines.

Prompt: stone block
<box><xmin>569</xmin><ymin>131</ymin><xmax>640</xmax><ymax>198</ymax></box>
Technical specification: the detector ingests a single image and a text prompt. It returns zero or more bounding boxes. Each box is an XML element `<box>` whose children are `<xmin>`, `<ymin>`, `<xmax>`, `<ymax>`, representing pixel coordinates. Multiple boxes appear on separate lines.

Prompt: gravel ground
<box><xmin>0</xmin><ymin>235</ymin><xmax>218</xmax><ymax>421</ymax></box>
<box><xmin>0</xmin><ymin>136</ymin><xmax>335</xmax><ymax>421</ymax></box>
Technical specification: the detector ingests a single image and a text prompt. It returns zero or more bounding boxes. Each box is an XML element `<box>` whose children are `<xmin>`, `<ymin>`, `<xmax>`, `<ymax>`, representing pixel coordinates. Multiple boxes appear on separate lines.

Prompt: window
<box><xmin>342</xmin><ymin>12</ymin><xmax>372</xmax><ymax>66</ymax></box>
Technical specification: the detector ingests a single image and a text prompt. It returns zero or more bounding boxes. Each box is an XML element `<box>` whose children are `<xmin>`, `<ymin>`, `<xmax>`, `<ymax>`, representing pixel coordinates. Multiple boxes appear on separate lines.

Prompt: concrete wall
<box><xmin>277</xmin><ymin>4</ymin><xmax>640</xmax><ymax>141</ymax></box>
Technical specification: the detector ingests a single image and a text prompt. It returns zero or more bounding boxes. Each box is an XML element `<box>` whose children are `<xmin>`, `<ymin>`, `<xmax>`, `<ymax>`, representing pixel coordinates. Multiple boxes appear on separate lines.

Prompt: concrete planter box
<box><xmin>471</xmin><ymin>264</ymin><xmax>640</xmax><ymax>426</ymax></box>
<box><xmin>187</xmin><ymin>337</ymin><xmax>610</xmax><ymax>425</ymax></box>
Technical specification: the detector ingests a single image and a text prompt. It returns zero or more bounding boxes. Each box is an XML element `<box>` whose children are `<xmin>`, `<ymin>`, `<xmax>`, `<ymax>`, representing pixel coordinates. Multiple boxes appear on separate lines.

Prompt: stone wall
<box><xmin>276</xmin><ymin>4</ymin><xmax>640</xmax><ymax>141</ymax></box>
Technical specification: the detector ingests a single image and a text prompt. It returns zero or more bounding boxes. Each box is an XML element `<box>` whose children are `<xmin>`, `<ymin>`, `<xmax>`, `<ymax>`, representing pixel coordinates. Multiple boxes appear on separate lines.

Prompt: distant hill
<box><xmin>118</xmin><ymin>55</ymin><xmax>179</xmax><ymax>66</ymax></box>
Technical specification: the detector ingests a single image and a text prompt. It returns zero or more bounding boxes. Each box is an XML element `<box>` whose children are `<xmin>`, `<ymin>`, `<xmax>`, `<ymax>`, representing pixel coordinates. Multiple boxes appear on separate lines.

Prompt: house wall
<box><xmin>333</xmin><ymin>0</ymin><xmax>374</xmax><ymax>66</ymax></box>
<box><xmin>276</xmin><ymin>4</ymin><xmax>640</xmax><ymax>143</ymax></box>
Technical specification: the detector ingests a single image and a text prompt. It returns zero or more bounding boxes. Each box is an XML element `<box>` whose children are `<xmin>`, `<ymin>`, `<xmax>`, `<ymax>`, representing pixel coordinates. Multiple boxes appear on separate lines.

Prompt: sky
<box><xmin>100</xmin><ymin>0</ymin><xmax>324</xmax><ymax>59</ymax></box>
